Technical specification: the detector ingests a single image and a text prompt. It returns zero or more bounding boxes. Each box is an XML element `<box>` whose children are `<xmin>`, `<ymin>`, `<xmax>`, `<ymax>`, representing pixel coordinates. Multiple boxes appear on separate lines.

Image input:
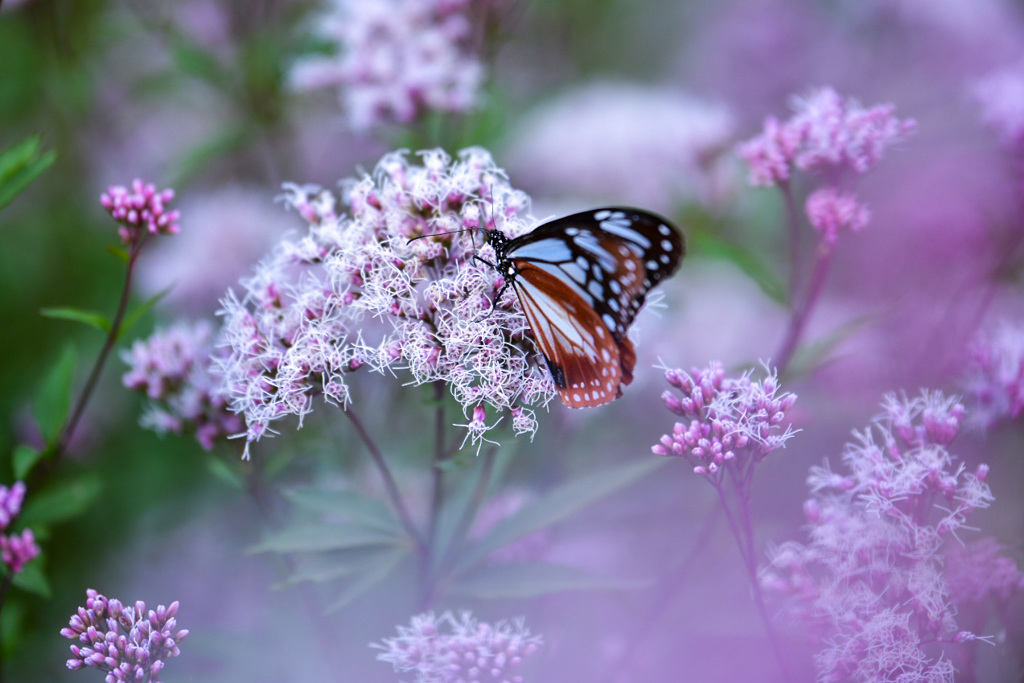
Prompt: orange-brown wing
<box><xmin>512</xmin><ymin>261</ymin><xmax>635</xmax><ymax>408</ymax></box>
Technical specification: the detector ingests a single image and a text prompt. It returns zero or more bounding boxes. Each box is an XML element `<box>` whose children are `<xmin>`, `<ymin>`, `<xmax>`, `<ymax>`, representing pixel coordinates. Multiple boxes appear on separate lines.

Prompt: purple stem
<box><xmin>775</xmin><ymin>241</ymin><xmax>835</xmax><ymax>374</ymax></box>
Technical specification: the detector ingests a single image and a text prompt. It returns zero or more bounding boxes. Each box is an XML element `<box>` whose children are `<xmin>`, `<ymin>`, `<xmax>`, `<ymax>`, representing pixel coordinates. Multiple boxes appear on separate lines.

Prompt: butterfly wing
<box><xmin>512</xmin><ymin>261</ymin><xmax>631</xmax><ymax>407</ymax></box>
<box><xmin>504</xmin><ymin>208</ymin><xmax>684</xmax><ymax>407</ymax></box>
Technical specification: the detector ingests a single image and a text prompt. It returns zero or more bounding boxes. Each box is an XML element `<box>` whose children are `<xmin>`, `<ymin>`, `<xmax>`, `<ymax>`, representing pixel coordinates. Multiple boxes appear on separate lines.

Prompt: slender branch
<box><xmin>438</xmin><ymin>445</ymin><xmax>497</xmax><ymax>574</ymax></box>
<box><xmin>426</xmin><ymin>381</ymin><xmax>447</xmax><ymax>549</ymax></box>
<box><xmin>55</xmin><ymin>242</ymin><xmax>142</xmax><ymax>459</ymax></box>
<box><xmin>774</xmin><ymin>241</ymin><xmax>835</xmax><ymax>374</ymax></box>
<box><xmin>719</xmin><ymin>466</ymin><xmax>795</xmax><ymax>682</ymax></box>
<box><xmin>341</xmin><ymin>405</ymin><xmax>427</xmax><ymax>555</ymax></box>
<box><xmin>779</xmin><ymin>180</ymin><xmax>804</xmax><ymax>304</ymax></box>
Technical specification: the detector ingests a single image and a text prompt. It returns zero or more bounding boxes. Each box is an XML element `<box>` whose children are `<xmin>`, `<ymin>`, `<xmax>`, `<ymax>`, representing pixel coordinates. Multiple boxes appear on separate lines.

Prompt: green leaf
<box><xmin>40</xmin><ymin>307</ymin><xmax>111</xmax><ymax>334</ymax></box>
<box><xmin>326</xmin><ymin>548</ymin><xmax>406</xmax><ymax>612</ymax></box>
<box><xmin>18</xmin><ymin>475</ymin><xmax>102</xmax><ymax>529</ymax></box>
<box><xmin>451</xmin><ymin>562</ymin><xmax>645</xmax><ymax>600</ymax></box>
<box><xmin>454</xmin><ymin>458</ymin><xmax>665</xmax><ymax>574</ymax></box>
<box><xmin>106</xmin><ymin>245</ymin><xmax>130</xmax><ymax>263</ymax></box>
<box><xmin>11</xmin><ymin>557</ymin><xmax>51</xmax><ymax>598</ymax></box>
<box><xmin>280</xmin><ymin>546</ymin><xmax>409</xmax><ymax>586</ymax></box>
<box><xmin>249</xmin><ymin>523</ymin><xmax>403</xmax><ymax>554</ymax></box>
<box><xmin>430</xmin><ymin>448</ymin><xmax>515</xmax><ymax>574</ymax></box>
<box><xmin>169</xmin><ymin>124</ymin><xmax>249</xmax><ymax>187</ymax></box>
<box><xmin>284</xmin><ymin>488</ymin><xmax>403</xmax><ymax>535</ymax></box>
<box><xmin>689</xmin><ymin>231</ymin><xmax>787</xmax><ymax>305</ymax></box>
<box><xmin>12</xmin><ymin>444</ymin><xmax>42</xmax><ymax>481</ymax></box>
<box><xmin>787</xmin><ymin>312</ymin><xmax>876</xmax><ymax>377</ymax></box>
<box><xmin>32</xmin><ymin>346</ymin><xmax>76</xmax><ymax>446</ymax></box>
<box><xmin>116</xmin><ymin>286</ymin><xmax>172</xmax><ymax>342</ymax></box>
<box><xmin>206</xmin><ymin>457</ymin><xmax>245</xmax><ymax>490</ymax></box>
<box><xmin>169</xmin><ymin>35</ymin><xmax>229</xmax><ymax>88</ymax></box>
<box><xmin>0</xmin><ymin>136</ymin><xmax>55</xmax><ymax>211</ymax></box>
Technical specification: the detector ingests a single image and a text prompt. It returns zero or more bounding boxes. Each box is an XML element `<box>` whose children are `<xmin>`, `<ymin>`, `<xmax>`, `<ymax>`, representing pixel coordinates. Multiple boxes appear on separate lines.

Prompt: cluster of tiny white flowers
<box><xmin>291</xmin><ymin>0</ymin><xmax>493</xmax><ymax>131</ymax></box>
<box><xmin>216</xmin><ymin>148</ymin><xmax>556</xmax><ymax>458</ymax></box>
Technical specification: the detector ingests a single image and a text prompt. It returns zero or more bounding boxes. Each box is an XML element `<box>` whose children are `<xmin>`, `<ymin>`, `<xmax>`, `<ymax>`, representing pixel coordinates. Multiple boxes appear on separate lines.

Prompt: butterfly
<box><xmin>479</xmin><ymin>207</ymin><xmax>685</xmax><ymax>408</ymax></box>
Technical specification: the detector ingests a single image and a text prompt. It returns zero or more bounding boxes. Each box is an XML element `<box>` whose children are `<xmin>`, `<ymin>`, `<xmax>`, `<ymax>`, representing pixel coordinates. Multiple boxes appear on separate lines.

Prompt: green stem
<box><xmin>342</xmin><ymin>406</ymin><xmax>426</xmax><ymax>556</ymax></box>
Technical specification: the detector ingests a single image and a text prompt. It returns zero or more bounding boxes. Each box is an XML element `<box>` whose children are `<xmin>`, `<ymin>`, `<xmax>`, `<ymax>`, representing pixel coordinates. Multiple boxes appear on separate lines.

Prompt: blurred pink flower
<box><xmin>763</xmin><ymin>390</ymin><xmax>994</xmax><ymax>682</ymax></box>
<box><xmin>737</xmin><ymin>86</ymin><xmax>916</xmax><ymax>187</ymax></box>
<box><xmin>291</xmin><ymin>0</ymin><xmax>491</xmax><ymax>131</ymax></box>
<box><xmin>373</xmin><ymin>611</ymin><xmax>542</xmax><ymax>683</ymax></box>
<box><xmin>974</xmin><ymin>59</ymin><xmax>1024</xmax><ymax>152</ymax></box>
<box><xmin>964</xmin><ymin>320</ymin><xmax>1024</xmax><ymax>427</ymax></box>
<box><xmin>504</xmin><ymin>82</ymin><xmax>737</xmax><ymax>214</ymax></box>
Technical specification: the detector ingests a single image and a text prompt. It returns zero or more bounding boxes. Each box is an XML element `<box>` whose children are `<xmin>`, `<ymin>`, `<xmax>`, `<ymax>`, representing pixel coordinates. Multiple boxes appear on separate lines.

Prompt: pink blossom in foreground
<box><xmin>61</xmin><ymin>589</ymin><xmax>188</xmax><ymax>683</ymax></box>
<box><xmin>216</xmin><ymin>148</ymin><xmax>556</xmax><ymax>458</ymax></box>
<box><xmin>761</xmin><ymin>391</ymin><xmax>994</xmax><ymax>683</ymax></box>
<box><xmin>100</xmin><ymin>179</ymin><xmax>180</xmax><ymax>246</ymax></box>
<box><xmin>290</xmin><ymin>0</ymin><xmax>492</xmax><ymax>131</ymax></box>
<box><xmin>373</xmin><ymin>611</ymin><xmax>542</xmax><ymax>683</ymax></box>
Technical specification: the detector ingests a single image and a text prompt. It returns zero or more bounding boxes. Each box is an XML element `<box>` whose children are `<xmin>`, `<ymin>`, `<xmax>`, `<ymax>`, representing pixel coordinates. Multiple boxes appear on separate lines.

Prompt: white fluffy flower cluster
<box><xmin>216</xmin><ymin>148</ymin><xmax>556</xmax><ymax>458</ymax></box>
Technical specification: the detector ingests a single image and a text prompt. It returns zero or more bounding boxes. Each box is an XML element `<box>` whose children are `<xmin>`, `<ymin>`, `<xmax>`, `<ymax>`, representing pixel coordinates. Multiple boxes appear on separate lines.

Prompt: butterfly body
<box><xmin>483</xmin><ymin>207</ymin><xmax>685</xmax><ymax>408</ymax></box>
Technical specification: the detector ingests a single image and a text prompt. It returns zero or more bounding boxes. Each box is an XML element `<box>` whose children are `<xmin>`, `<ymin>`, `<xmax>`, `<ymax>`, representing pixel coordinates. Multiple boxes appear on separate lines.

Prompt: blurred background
<box><xmin>2</xmin><ymin>0</ymin><xmax>1023</xmax><ymax>680</ymax></box>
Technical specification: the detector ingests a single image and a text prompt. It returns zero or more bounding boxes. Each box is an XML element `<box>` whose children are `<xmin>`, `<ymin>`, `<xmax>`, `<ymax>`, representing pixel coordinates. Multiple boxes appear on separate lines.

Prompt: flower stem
<box><xmin>774</xmin><ymin>240</ymin><xmax>835</xmax><ymax>373</ymax></box>
<box><xmin>426</xmin><ymin>381</ymin><xmax>447</xmax><ymax>550</ymax></box>
<box><xmin>4</xmin><ymin>240</ymin><xmax>144</xmax><ymax>625</ymax></box>
<box><xmin>779</xmin><ymin>180</ymin><xmax>804</xmax><ymax>303</ymax></box>
<box><xmin>716</xmin><ymin>467</ymin><xmax>794</xmax><ymax>681</ymax></box>
<box><xmin>342</xmin><ymin>405</ymin><xmax>426</xmax><ymax>555</ymax></box>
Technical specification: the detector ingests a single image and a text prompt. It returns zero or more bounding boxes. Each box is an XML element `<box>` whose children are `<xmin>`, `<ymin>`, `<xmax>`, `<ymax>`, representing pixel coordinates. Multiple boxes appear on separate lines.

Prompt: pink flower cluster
<box><xmin>0</xmin><ymin>481</ymin><xmax>38</xmax><ymax>574</ymax></box>
<box><xmin>100</xmin><ymin>179</ymin><xmax>180</xmax><ymax>246</ymax></box>
<box><xmin>737</xmin><ymin>87</ymin><xmax>915</xmax><ymax>243</ymax></box>
<box><xmin>61</xmin><ymin>589</ymin><xmax>188</xmax><ymax>683</ymax></box>
<box><xmin>291</xmin><ymin>0</ymin><xmax>491</xmax><ymax>131</ymax></box>
<box><xmin>964</xmin><ymin>321</ymin><xmax>1024</xmax><ymax>427</ymax></box>
<box><xmin>974</xmin><ymin>61</ymin><xmax>1024</xmax><ymax>152</ymax></box>
<box><xmin>761</xmin><ymin>391</ymin><xmax>999</xmax><ymax>683</ymax></box>
<box><xmin>122</xmin><ymin>320</ymin><xmax>242</xmax><ymax>450</ymax></box>
<box><xmin>216</xmin><ymin>148</ymin><xmax>556</xmax><ymax>457</ymax></box>
<box><xmin>651</xmin><ymin>362</ymin><xmax>797</xmax><ymax>482</ymax></box>
<box><xmin>373</xmin><ymin>611</ymin><xmax>542</xmax><ymax>683</ymax></box>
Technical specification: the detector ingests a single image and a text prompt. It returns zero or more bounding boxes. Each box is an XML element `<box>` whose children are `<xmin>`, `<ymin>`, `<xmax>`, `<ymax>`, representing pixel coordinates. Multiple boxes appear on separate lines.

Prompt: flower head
<box><xmin>217</xmin><ymin>148</ymin><xmax>556</xmax><ymax>458</ymax></box>
<box><xmin>100</xmin><ymin>179</ymin><xmax>180</xmax><ymax>246</ymax></box>
<box><xmin>373</xmin><ymin>610</ymin><xmax>542</xmax><ymax>683</ymax></box>
<box><xmin>0</xmin><ymin>481</ymin><xmax>39</xmax><ymax>574</ymax></box>
<box><xmin>291</xmin><ymin>0</ymin><xmax>493</xmax><ymax>131</ymax></box>
<box><xmin>737</xmin><ymin>87</ymin><xmax>917</xmax><ymax>186</ymax></box>
<box><xmin>974</xmin><ymin>61</ymin><xmax>1024</xmax><ymax>152</ymax></box>
<box><xmin>652</xmin><ymin>362</ymin><xmax>797</xmax><ymax>482</ymax></box>
<box><xmin>963</xmin><ymin>320</ymin><xmax>1024</xmax><ymax>427</ymax></box>
<box><xmin>737</xmin><ymin>87</ymin><xmax>915</xmax><ymax>244</ymax></box>
<box><xmin>122</xmin><ymin>320</ymin><xmax>242</xmax><ymax>450</ymax></box>
<box><xmin>61</xmin><ymin>589</ymin><xmax>188</xmax><ymax>683</ymax></box>
<box><xmin>762</xmin><ymin>390</ymin><xmax>994</xmax><ymax>683</ymax></box>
